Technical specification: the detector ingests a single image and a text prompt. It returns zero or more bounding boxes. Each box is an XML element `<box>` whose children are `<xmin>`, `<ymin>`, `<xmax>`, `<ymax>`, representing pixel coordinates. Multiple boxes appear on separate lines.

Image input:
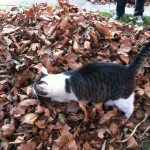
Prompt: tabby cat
<box><xmin>33</xmin><ymin>41</ymin><xmax>150</xmax><ymax>120</ymax></box>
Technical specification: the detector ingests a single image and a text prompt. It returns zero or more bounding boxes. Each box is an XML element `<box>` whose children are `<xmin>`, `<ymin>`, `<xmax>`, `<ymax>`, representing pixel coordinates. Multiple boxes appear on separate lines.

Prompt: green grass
<box><xmin>140</xmin><ymin>141</ymin><xmax>150</xmax><ymax>150</ymax></box>
<box><xmin>99</xmin><ymin>12</ymin><xmax>150</xmax><ymax>26</ymax></box>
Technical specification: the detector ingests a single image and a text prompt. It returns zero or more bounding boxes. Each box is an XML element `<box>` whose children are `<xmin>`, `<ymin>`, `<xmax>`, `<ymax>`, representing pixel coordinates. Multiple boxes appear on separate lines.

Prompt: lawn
<box><xmin>99</xmin><ymin>11</ymin><xmax>150</xmax><ymax>26</ymax></box>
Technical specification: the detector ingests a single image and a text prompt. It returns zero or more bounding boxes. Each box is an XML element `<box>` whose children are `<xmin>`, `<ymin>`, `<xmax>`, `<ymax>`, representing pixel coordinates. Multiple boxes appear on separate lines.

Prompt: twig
<box><xmin>140</xmin><ymin>125</ymin><xmax>150</xmax><ymax>138</ymax></box>
<box><xmin>117</xmin><ymin>113</ymin><xmax>148</xmax><ymax>143</ymax></box>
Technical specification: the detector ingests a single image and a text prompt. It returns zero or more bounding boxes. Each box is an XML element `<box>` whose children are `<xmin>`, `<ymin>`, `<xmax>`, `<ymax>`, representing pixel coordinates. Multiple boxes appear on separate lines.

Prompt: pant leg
<box><xmin>116</xmin><ymin>0</ymin><xmax>128</xmax><ymax>17</ymax></box>
<box><xmin>134</xmin><ymin>0</ymin><xmax>144</xmax><ymax>16</ymax></box>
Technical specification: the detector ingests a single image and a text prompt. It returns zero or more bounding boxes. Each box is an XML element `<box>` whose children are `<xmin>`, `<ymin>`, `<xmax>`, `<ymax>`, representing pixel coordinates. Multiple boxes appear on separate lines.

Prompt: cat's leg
<box><xmin>113</xmin><ymin>92</ymin><xmax>135</xmax><ymax>120</ymax></box>
<box><xmin>105</xmin><ymin>100</ymin><xmax>115</xmax><ymax>107</ymax></box>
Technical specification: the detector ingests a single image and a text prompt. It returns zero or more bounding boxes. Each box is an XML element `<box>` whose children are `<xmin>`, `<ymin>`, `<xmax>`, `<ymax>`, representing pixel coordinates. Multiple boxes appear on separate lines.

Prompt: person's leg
<box><xmin>112</xmin><ymin>0</ymin><xmax>127</xmax><ymax>20</ymax></box>
<box><xmin>116</xmin><ymin>0</ymin><xmax>128</xmax><ymax>17</ymax></box>
<box><xmin>134</xmin><ymin>0</ymin><xmax>144</xmax><ymax>16</ymax></box>
<box><xmin>134</xmin><ymin>0</ymin><xmax>144</xmax><ymax>23</ymax></box>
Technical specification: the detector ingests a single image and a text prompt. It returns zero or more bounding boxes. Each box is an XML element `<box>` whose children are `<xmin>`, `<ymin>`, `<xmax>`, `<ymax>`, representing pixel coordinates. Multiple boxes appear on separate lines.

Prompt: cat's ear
<box><xmin>38</xmin><ymin>66</ymin><xmax>48</xmax><ymax>79</ymax></box>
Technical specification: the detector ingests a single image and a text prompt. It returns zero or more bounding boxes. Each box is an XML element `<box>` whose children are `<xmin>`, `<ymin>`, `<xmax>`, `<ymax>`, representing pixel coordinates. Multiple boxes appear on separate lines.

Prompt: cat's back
<box><xmin>75</xmin><ymin>62</ymin><xmax>128</xmax><ymax>75</ymax></box>
<box><xmin>66</xmin><ymin>62</ymin><xmax>134</xmax><ymax>102</ymax></box>
<box><xmin>64</xmin><ymin>62</ymin><xmax>131</xmax><ymax>78</ymax></box>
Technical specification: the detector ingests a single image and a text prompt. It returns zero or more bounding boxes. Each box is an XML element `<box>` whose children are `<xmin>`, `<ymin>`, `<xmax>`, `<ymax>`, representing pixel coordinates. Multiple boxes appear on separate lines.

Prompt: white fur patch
<box><xmin>105</xmin><ymin>93</ymin><xmax>135</xmax><ymax>120</ymax></box>
<box><xmin>41</xmin><ymin>66</ymin><xmax>48</xmax><ymax>74</ymax></box>
<box><xmin>40</xmin><ymin>73</ymin><xmax>78</xmax><ymax>102</ymax></box>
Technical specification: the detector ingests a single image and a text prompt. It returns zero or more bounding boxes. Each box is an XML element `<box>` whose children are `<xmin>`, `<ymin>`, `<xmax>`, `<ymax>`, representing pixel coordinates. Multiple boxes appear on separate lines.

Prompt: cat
<box><xmin>33</xmin><ymin>41</ymin><xmax>150</xmax><ymax>120</ymax></box>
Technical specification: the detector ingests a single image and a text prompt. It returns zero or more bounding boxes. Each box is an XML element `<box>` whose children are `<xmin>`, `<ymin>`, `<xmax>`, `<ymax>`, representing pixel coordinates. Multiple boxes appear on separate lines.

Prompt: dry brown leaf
<box><xmin>65</xmin><ymin>53</ymin><xmax>82</xmax><ymax>69</ymax></box>
<box><xmin>97</xmin><ymin>128</ymin><xmax>106</xmax><ymax>139</ymax></box>
<box><xmin>109</xmin><ymin>123</ymin><xmax>118</xmax><ymax>135</ymax></box>
<box><xmin>84</xmin><ymin>41</ymin><xmax>91</xmax><ymax>50</ymax></box>
<box><xmin>59</xmin><ymin>19</ymin><xmax>68</xmax><ymax>32</ymax></box>
<box><xmin>125</xmin><ymin>135</ymin><xmax>139</xmax><ymax>149</ymax></box>
<box><xmin>126</xmin><ymin>122</ymin><xmax>135</xmax><ymax>129</ymax></box>
<box><xmin>144</xmin><ymin>103</ymin><xmax>150</xmax><ymax>115</ymax></box>
<box><xmin>17</xmin><ymin>141</ymin><xmax>36</xmax><ymax>150</ymax></box>
<box><xmin>10</xmin><ymin>106</ymin><xmax>26</xmax><ymax>117</ymax></box>
<box><xmin>117</xmin><ymin>37</ymin><xmax>132</xmax><ymax>55</ymax></box>
<box><xmin>19</xmin><ymin>99</ymin><xmax>39</xmax><ymax>107</ymax></box>
<box><xmin>0</xmin><ymin>139</ymin><xmax>9</xmax><ymax>150</ymax></box>
<box><xmin>83</xmin><ymin>141</ymin><xmax>92</xmax><ymax>150</ymax></box>
<box><xmin>99</xmin><ymin>110</ymin><xmax>117</xmax><ymax>124</ymax></box>
<box><xmin>89</xmin><ymin>28</ymin><xmax>99</xmax><ymax>47</ymax></box>
<box><xmin>67</xmin><ymin>101</ymin><xmax>80</xmax><ymax>113</ymax></box>
<box><xmin>2</xmin><ymin>25</ymin><xmax>19</xmax><ymax>34</ymax></box>
<box><xmin>0</xmin><ymin>124</ymin><xmax>15</xmax><ymax>138</ymax></box>
<box><xmin>67</xmin><ymin>140</ymin><xmax>78</xmax><ymax>150</ymax></box>
<box><xmin>10</xmin><ymin>135</ymin><xmax>25</xmax><ymax>144</ymax></box>
<box><xmin>0</xmin><ymin>110</ymin><xmax>4</xmax><ymax>121</ymax></box>
<box><xmin>73</xmin><ymin>40</ymin><xmax>81</xmax><ymax>53</ymax></box>
<box><xmin>35</xmin><ymin>119</ymin><xmax>47</xmax><ymax>128</ymax></box>
<box><xmin>78</xmin><ymin>101</ymin><xmax>89</xmax><ymax>122</ymax></box>
<box><xmin>120</xmin><ymin>54</ymin><xmax>129</xmax><ymax>64</ymax></box>
<box><xmin>20</xmin><ymin>113</ymin><xmax>38</xmax><ymax>125</ymax></box>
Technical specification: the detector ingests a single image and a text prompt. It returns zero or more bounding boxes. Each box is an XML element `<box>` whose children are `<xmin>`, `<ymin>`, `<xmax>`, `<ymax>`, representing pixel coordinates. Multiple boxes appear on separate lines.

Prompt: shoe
<box><xmin>135</xmin><ymin>16</ymin><xmax>143</xmax><ymax>23</ymax></box>
<box><xmin>111</xmin><ymin>14</ymin><xmax>121</xmax><ymax>20</ymax></box>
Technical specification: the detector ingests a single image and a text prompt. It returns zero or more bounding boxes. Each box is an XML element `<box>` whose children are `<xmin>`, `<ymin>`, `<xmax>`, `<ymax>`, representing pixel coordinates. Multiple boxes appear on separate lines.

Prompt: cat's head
<box><xmin>33</xmin><ymin>67</ymin><xmax>54</xmax><ymax>97</ymax></box>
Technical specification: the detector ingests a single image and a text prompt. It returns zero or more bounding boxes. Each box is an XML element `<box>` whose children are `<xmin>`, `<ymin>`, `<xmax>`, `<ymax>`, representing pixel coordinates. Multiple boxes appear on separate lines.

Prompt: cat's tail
<box><xmin>128</xmin><ymin>40</ymin><xmax>150</xmax><ymax>75</ymax></box>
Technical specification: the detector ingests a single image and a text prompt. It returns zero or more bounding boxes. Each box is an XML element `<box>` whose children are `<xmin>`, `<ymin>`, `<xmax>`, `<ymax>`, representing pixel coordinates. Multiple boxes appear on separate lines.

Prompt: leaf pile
<box><xmin>0</xmin><ymin>1</ymin><xmax>150</xmax><ymax>149</ymax></box>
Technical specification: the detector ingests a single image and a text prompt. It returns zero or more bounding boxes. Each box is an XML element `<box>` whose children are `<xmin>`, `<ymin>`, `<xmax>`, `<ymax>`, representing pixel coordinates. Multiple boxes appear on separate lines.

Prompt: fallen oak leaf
<box><xmin>83</xmin><ymin>141</ymin><xmax>93</xmax><ymax>150</ymax></box>
<box><xmin>120</xmin><ymin>54</ymin><xmax>129</xmax><ymax>64</ymax></box>
<box><xmin>96</xmin><ymin>128</ymin><xmax>106</xmax><ymax>139</ymax></box>
<box><xmin>20</xmin><ymin>113</ymin><xmax>38</xmax><ymax>125</ymax></box>
<box><xmin>10</xmin><ymin>106</ymin><xmax>26</xmax><ymax>118</ymax></box>
<box><xmin>0</xmin><ymin>124</ymin><xmax>15</xmax><ymax>138</ymax></box>
<box><xmin>89</xmin><ymin>27</ymin><xmax>99</xmax><ymax>47</ymax></box>
<box><xmin>0</xmin><ymin>110</ymin><xmax>4</xmax><ymax>121</ymax></box>
<box><xmin>66</xmin><ymin>140</ymin><xmax>78</xmax><ymax>150</ymax></box>
<box><xmin>59</xmin><ymin>19</ymin><xmax>68</xmax><ymax>33</ymax></box>
<box><xmin>117</xmin><ymin>37</ymin><xmax>132</xmax><ymax>55</ymax></box>
<box><xmin>109</xmin><ymin>123</ymin><xmax>118</xmax><ymax>135</ymax></box>
<box><xmin>0</xmin><ymin>138</ymin><xmax>9</xmax><ymax>150</ymax></box>
<box><xmin>18</xmin><ymin>99</ymin><xmax>39</xmax><ymax>107</ymax></box>
<box><xmin>17</xmin><ymin>141</ymin><xmax>36</xmax><ymax>150</ymax></box>
<box><xmin>94</xmin><ymin>21</ymin><xmax>115</xmax><ymax>40</ymax></box>
<box><xmin>126</xmin><ymin>135</ymin><xmax>139</xmax><ymax>149</ymax></box>
<box><xmin>144</xmin><ymin>102</ymin><xmax>150</xmax><ymax>115</ymax></box>
<box><xmin>9</xmin><ymin>135</ymin><xmax>25</xmax><ymax>145</ymax></box>
<box><xmin>35</xmin><ymin>119</ymin><xmax>48</xmax><ymax>129</ymax></box>
<box><xmin>67</xmin><ymin>101</ymin><xmax>80</xmax><ymax>113</ymax></box>
<box><xmin>43</xmin><ymin>22</ymin><xmax>57</xmax><ymax>38</ymax></box>
<box><xmin>73</xmin><ymin>40</ymin><xmax>81</xmax><ymax>53</ymax></box>
<box><xmin>2</xmin><ymin>25</ymin><xmax>20</xmax><ymax>34</ymax></box>
<box><xmin>78</xmin><ymin>101</ymin><xmax>89</xmax><ymax>122</ymax></box>
<box><xmin>65</xmin><ymin>53</ymin><xmax>82</xmax><ymax>69</ymax></box>
<box><xmin>84</xmin><ymin>40</ymin><xmax>91</xmax><ymax>50</ymax></box>
<box><xmin>99</xmin><ymin>109</ymin><xmax>117</xmax><ymax>125</ymax></box>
